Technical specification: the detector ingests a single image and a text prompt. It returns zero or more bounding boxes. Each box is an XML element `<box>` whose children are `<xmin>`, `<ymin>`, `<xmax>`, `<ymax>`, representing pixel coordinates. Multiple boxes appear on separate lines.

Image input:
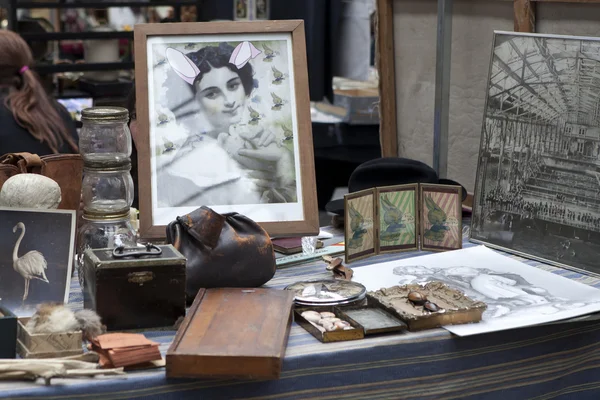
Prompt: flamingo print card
<box><xmin>0</xmin><ymin>208</ymin><xmax>75</xmax><ymax>317</ymax></box>
<box><xmin>376</xmin><ymin>184</ymin><xmax>419</xmax><ymax>253</ymax></box>
<box><xmin>344</xmin><ymin>189</ymin><xmax>376</xmax><ymax>263</ymax></box>
<box><xmin>419</xmin><ymin>184</ymin><xmax>462</xmax><ymax>252</ymax></box>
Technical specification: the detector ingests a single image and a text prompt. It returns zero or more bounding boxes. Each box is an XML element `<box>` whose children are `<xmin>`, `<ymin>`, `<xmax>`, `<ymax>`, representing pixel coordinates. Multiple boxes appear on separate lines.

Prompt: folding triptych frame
<box><xmin>344</xmin><ymin>184</ymin><xmax>462</xmax><ymax>263</ymax></box>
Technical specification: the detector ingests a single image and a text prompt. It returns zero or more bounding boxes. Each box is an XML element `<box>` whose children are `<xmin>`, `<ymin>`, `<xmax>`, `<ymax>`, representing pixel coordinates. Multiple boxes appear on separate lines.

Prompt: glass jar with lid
<box><xmin>76</xmin><ymin>209</ymin><xmax>138</xmax><ymax>289</ymax></box>
<box><xmin>81</xmin><ymin>159</ymin><xmax>133</xmax><ymax>214</ymax></box>
<box><xmin>79</xmin><ymin>107</ymin><xmax>132</xmax><ymax>164</ymax></box>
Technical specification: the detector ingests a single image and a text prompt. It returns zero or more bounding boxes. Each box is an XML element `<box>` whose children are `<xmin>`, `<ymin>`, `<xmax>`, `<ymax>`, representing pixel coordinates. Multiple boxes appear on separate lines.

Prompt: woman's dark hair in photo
<box><xmin>187</xmin><ymin>42</ymin><xmax>255</xmax><ymax>96</ymax></box>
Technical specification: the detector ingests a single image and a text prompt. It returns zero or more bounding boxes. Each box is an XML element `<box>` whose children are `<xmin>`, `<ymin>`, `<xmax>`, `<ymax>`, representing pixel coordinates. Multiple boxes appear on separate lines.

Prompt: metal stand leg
<box><xmin>433</xmin><ymin>0</ymin><xmax>453</xmax><ymax>178</ymax></box>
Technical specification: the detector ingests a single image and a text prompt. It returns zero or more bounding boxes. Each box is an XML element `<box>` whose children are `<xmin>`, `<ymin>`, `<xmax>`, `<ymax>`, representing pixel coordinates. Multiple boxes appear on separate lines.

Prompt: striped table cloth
<box><xmin>3</xmin><ymin>227</ymin><xmax>600</xmax><ymax>399</ymax></box>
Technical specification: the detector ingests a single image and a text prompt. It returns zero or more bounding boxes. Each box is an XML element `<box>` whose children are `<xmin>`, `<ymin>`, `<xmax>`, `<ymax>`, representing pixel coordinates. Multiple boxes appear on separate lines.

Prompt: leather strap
<box><xmin>169</xmin><ymin>222</ymin><xmax>183</xmax><ymax>250</ymax></box>
<box><xmin>0</xmin><ymin>152</ymin><xmax>43</xmax><ymax>172</ymax></box>
<box><xmin>15</xmin><ymin>152</ymin><xmax>42</xmax><ymax>168</ymax></box>
<box><xmin>178</xmin><ymin>206</ymin><xmax>225</xmax><ymax>249</ymax></box>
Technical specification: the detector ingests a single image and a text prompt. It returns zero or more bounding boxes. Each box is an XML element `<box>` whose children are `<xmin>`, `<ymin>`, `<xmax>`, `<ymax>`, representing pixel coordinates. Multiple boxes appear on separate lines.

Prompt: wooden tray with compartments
<box><xmin>295</xmin><ymin>304</ymin><xmax>407</xmax><ymax>342</ymax></box>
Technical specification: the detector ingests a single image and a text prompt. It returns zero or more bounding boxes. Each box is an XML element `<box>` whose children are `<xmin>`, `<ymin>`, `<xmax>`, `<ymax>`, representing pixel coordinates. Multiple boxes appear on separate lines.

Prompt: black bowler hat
<box><xmin>325</xmin><ymin>157</ymin><xmax>467</xmax><ymax>215</ymax></box>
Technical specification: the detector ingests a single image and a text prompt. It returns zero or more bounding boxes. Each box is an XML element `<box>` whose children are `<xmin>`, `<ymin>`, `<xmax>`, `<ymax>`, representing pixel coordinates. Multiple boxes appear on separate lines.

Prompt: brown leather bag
<box><xmin>0</xmin><ymin>152</ymin><xmax>83</xmax><ymax>210</ymax></box>
<box><xmin>166</xmin><ymin>206</ymin><xmax>277</xmax><ymax>303</ymax></box>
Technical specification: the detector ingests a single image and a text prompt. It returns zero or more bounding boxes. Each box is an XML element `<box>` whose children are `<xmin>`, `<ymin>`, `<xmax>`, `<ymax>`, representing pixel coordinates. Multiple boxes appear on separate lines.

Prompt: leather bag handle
<box><xmin>0</xmin><ymin>152</ymin><xmax>43</xmax><ymax>173</ymax></box>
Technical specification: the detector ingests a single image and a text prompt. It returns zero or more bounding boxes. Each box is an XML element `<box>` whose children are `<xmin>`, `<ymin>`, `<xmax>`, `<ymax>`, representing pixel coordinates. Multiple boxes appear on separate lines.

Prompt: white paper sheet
<box><xmin>352</xmin><ymin>246</ymin><xmax>600</xmax><ymax>336</ymax></box>
<box><xmin>317</xmin><ymin>229</ymin><xmax>334</xmax><ymax>239</ymax></box>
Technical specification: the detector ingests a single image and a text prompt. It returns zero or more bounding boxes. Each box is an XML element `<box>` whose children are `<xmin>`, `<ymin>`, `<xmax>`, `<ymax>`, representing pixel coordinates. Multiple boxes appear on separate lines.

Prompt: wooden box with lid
<box><xmin>166</xmin><ymin>287</ymin><xmax>294</xmax><ymax>380</ymax></box>
<box><xmin>81</xmin><ymin>244</ymin><xmax>186</xmax><ymax>331</ymax></box>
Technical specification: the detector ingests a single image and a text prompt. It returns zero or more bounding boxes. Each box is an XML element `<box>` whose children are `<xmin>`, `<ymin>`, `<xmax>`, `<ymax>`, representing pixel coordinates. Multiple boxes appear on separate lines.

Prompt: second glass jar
<box><xmin>81</xmin><ymin>160</ymin><xmax>133</xmax><ymax>214</ymax></box>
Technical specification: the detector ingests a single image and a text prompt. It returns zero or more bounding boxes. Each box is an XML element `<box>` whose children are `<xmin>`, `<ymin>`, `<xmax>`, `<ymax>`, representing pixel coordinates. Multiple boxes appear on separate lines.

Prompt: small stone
<box><xmin>301</xmin><ymin>311</ymin><xmax>321</xmax><ymax>323</ymax></box>
<box><xmin>424</xmin><ymin>302</ymin><xmax>441</xmax><ymax>312</ymax></box>
<box><xmin>309</xmin><ymin>321</ymin><xmax>326</xmax><ymax>332</ymax></box>
<box><xmin>322</xmin><ymin>321</ymin><xmax>335</xmax><ymax>331</ymax></box>
<box><xmin>318</xmin><ymin>317</ymin><xmax>340</xmax><ymax>326</ymax></box>
<box><xmin>408</xmin><ymin>291</ymin><xmax>428</xmax><ymax>305</ymax></box>
<box><xmin>334</xmin><ymin>320</ymin><xmax>351</xmax><ymax>329</ymax></box>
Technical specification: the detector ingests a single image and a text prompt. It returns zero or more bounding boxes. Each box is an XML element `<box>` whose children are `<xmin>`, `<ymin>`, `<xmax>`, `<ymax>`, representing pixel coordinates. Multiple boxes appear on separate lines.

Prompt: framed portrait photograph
<box><xmin>419</xmin><ymin>184</ymin><xmax>462</xmax><ymax>252</ymax></box>
<box><xmin>255</xmin><ymin>0</ymin><xmax>269</xmax><ymax>20</ymax></box>
<box><xmin>470</xmin><ymin>31</ymin><xmax>600</xmax><ymax>277</ymax></box>
<box><xmin>134</xmin><ymin>21</ymin><xmax>318</xmax><ymax>239</ymax></box>
<box><xmin>344</xmin><ymin>189</ymin><xmax>376</xmax><ymax>263</ymax></box>
<box><xmin>376</xmin><ymin>184</ymin><xmax>418</xmax><ymax>254</ymax></box>
<box><xmin>0</xmin><ymin>208</ymin><xmax>76</xmax><ymax>317</ymax></box>
<box><xmin>234</xmin><ymin>0</ymin><xmax>250</xmax><ymax>20</ymax></box>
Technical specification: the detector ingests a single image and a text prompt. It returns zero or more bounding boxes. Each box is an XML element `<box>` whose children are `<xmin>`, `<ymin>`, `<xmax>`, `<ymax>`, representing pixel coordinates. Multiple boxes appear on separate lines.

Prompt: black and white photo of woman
<box><xmin>150</xmin><ymin>40</ymin><xmax>297</xmax><ymax>208</ymax></box>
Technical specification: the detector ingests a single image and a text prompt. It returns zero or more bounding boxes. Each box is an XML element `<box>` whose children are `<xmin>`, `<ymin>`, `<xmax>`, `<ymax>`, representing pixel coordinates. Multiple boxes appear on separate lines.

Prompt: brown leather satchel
<box><xmin>0</xmin><ymin>152</ymin><xmax>83</xmax><ymax>210</ymax></box>
<box><xmin>166</xmin><ymin>206</ymin><xmax>277</xmax><ymax>303</ymax></box>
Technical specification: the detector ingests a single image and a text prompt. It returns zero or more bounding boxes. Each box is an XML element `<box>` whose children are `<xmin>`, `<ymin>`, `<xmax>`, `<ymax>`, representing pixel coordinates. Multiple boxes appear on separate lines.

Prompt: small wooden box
<box><xmin>367</xmin><ymin>282</ymin><xmax>487</xmax><ymax>331</ymax></box>
<box><xmin>0</xmin><ymin>305</ymin><xmax>17</xmax><ymax>358</ymax></box>
<box><xmin>294</xmin><ymin>307</ymin><xmax>365</xmax><ymax>343</ymax></box>
<box><xmin>16</xmin><ymin>318</ymin><xmax>83</xmax><ymax>359</ymax></box>
<box><xmin>166</xmin><ymin>288</ymin><xmax>294</xmax><ymax>380</ymax></box>
<box><xmin>82</xmin><ymin>244</ymin><xmax>186</xmax><ymax>331</ymax></box>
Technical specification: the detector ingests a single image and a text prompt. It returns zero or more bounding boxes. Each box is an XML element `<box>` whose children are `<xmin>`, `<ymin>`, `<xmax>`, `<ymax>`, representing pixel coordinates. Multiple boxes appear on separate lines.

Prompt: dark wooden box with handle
<box><xmin>81</xmin><ymin>244</ymin><xmax>186</xmax><ymax>331</ymax></box>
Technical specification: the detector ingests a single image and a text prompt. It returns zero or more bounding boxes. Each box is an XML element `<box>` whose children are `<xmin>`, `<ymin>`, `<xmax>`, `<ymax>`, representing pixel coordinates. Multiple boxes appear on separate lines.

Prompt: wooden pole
<box><xmin>514</xmin><ymin>0</ymin><xmax>536</xmax><ymax>32</ymax></box>
<box><xmin>376</xmin><ymin>0</ymin><xmax>398</xmax><ymax>157</ymax></box>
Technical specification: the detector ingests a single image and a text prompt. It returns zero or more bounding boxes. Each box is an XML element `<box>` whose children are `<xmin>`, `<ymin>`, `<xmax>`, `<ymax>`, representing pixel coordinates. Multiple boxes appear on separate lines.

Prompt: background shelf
<box><xmin>12</xmin><ymin>1</ymin><xmax>198</xmax><ymax>9</ymax></box>
<box><xmin>0</xmin><ymin>0</ymin><xmax>203</xmax><ymax>101</ymax></box>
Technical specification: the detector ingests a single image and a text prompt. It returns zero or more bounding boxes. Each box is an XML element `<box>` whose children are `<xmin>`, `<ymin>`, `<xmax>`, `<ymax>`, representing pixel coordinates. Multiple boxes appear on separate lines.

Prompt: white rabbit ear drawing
<box><xmin>166</xmin><ymin>47</ymin><xmax>200</xmax><ymax>86</ymax></box>
<box><xmin>229</xmin><ymin>41</ymin><xmax>262</xmax><ymax>69</ymax></box>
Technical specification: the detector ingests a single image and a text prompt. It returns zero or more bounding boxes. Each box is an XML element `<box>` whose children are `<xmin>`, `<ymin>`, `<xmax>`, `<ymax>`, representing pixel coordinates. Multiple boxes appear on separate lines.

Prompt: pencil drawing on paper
<box><xmin>352</xmin><ymin>246</ymin><xmax>600</xmax><ymax>336</ymax></box>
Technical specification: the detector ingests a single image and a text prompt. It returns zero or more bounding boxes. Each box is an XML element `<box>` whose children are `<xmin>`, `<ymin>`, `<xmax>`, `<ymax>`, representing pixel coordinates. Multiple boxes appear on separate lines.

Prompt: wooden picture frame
<box><xmin>344</xmin><ymin>188</ymin><xmax>377</xmax><ymax>263</ymax></box>
<box><xmin>376</xmin><ymin>184</ymin><xmax>418</xmax><ymax>254</ymax></box>
<box><xmin>419</xmin><ymin>184</ymin><xmax>462</xmax><ymax>252</ymax></box>
<box><xmin>134</xmin><ymin>20</ymin><xmax>319</xmax><ymax>240</ymax></box>
<box><xmin>255</xmin><ymin>0</ymin><xmax>270</xmax><ymax>20</ymax></box>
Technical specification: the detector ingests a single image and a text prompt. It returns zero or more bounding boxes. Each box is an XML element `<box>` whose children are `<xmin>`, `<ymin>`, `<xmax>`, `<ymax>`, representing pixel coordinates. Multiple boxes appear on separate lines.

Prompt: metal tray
<box><xmin>285</xmin><ymin>279</ymin><xmax>366</xmax><ymax>307</ymax></box>
<box><xmin>336</xmin><ymin>305</ymin><xmax>408</xmax><ymax>335</ymax></box>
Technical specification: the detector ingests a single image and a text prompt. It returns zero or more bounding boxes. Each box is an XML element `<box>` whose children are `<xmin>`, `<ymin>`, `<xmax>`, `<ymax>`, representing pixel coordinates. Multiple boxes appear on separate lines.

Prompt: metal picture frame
<box><xmin>134</xmin><ymin>20</ymin><xmax>318</xmax><ymax>240</ymax></box>
<box><xmin>470</xmin><ymin>31</ymin><xmax>600</xmax><ymax>277</ymax></box>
